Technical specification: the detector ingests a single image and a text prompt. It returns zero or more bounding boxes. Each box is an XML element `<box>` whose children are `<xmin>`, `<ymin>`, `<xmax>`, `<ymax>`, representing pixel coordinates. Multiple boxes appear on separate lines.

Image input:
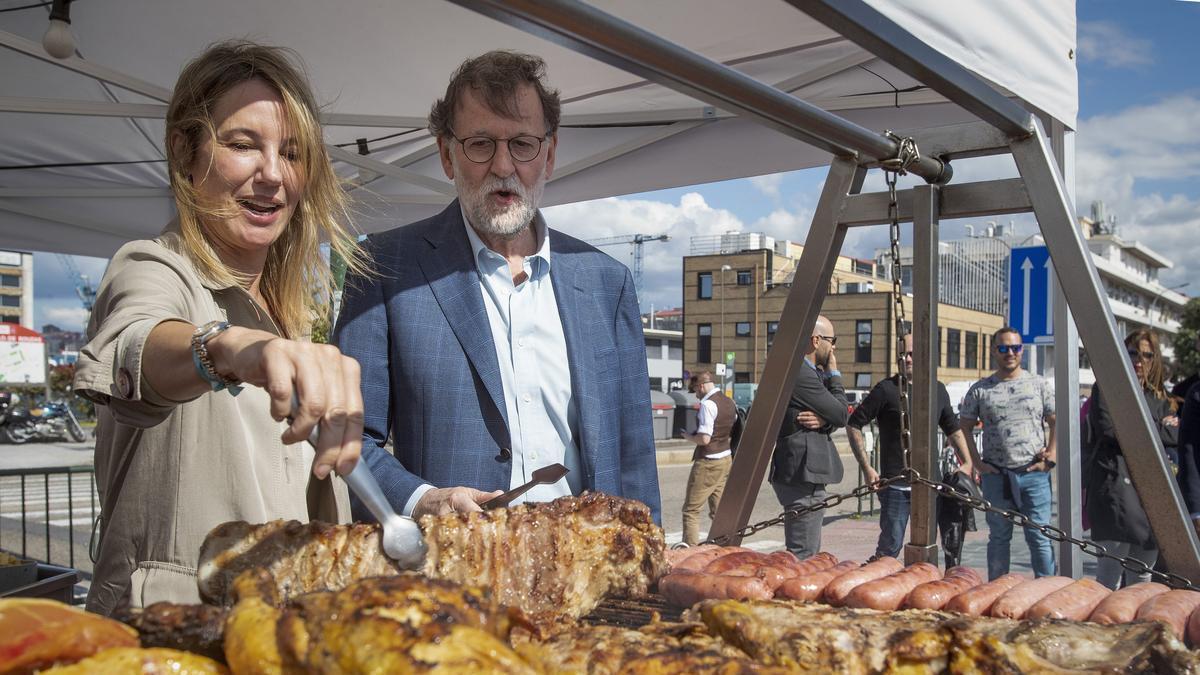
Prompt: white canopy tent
<box><xmin>0</xmin><ymin>0</ymin><xmax>1075</xmax><ymax>257</ymax></box>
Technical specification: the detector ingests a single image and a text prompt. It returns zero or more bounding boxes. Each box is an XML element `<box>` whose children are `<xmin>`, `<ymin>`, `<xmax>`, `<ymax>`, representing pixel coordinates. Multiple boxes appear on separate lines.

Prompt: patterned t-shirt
<box><xmin>959</xmin><ymin>371</ymin><xmax>1054</xmax><ymax>468</ymax></box>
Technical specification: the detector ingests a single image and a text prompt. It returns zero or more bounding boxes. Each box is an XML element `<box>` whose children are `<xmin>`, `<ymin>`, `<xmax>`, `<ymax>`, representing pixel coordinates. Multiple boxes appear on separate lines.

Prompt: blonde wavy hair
<box><xmin>165</xmin><ymin>40</ymin><xmax>365</xmax><ymax>339</ymax></box>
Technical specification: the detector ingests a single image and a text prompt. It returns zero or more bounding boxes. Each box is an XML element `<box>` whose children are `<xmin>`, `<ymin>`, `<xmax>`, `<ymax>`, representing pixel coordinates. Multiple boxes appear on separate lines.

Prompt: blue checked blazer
<box><xmin>333</xmin><ymin>201</ymin><xmax>661</xmax><ymax>523</ymax></box>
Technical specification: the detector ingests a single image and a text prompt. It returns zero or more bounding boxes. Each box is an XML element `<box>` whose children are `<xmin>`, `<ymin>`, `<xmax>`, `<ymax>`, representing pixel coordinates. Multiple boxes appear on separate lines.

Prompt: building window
<box><xmin>668</xmin><ymin>340</ymin><xmax>682</xmax><ymax>360</ymax></box>
<box><xmin>946</xmin><ymin>328</ymin><xmax>961</xmax><ymax>368</ymax></box>
<box><xmin>698</xmin><ymin>272</ymin><xmax>713</xmax><ymax>299</ymax></box>
<box><xmin>0</xmin><ymin>295</ymin><xmax>19</xmax><ymax>307</ymax></box>
<box><xmin>649</xmin><ymin>377</ymin><xmax>663</xmax><ymax>391</ymax></box>
<box><xmin>965</xmin><ymin>331</ymin><xmax>978</xmax><ymax>369</ymax></box>
<box><xmin>697</xmin><ymin>323</ymin><xmax>712</xmax><ymax>365</ymax></box>
<box><xmin>736</xmin><ymin>269</ymin><xmax>752</xmax><ymax>286</ymax></box>
<box><xmin>855</xmin><ymin>320</ymin><xmax>872</xmax><ymax>363</ymax></box>
<box><xmin>987</xmin><ymin>334</ymin><xmax>996</xmax><ymax>370</ymax></box>
<box><xmin>735</xmin><ymin>322</ymin><xmax>751</xmax><ymax>337</ymax></box>
<box><xmin>0</xmin><ymin>275</ymin><xmax>18</xmax><ymax>288</ymax></box>
<box><xmin>645</xmin><ymin>338</ymin><xmax>662</xmax><ymax>359</ymax></box>
<box><xmin>856</xmin><ymin>373</ymin><xmax>873</xmax><ymax>388</ymax></box>
<box><xmin>766</xmin><ymin>321</ymin><xmax>779</xmax><ymax>349</ymax></box>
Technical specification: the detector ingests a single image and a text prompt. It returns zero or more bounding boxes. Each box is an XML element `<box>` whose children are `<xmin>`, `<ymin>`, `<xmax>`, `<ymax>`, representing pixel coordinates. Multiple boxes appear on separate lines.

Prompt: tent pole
<box><xmin>709</xmin><ymin>157</ymin><xmax>864</xmax><ymax>544</ymax></box>
<box><xmin>451</xmin><ymin>0</ymin><xmax>949</xmax><ymax>183</ymax></box>
<box><xmin>1011</xmin><ymin>118</ymin><xmax>1200</xmax><ymax>582</ymax></box>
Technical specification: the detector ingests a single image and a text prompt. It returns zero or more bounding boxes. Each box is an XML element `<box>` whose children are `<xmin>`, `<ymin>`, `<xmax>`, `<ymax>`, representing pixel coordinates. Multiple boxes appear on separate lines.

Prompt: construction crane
<box><xmin>55</xmin><ymin>254</ymin><xmax>97</xmax><ymax>313</ymax></box>
<box><xmin>587</xmin><ymin>233</ymin><xmax>670</xmax><ymax>300</ymax></box>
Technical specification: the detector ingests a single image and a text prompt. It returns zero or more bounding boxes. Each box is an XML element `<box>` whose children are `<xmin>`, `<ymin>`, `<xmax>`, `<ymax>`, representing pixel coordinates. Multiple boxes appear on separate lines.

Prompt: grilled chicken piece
<box><xmin>121</xmin><ymin>602</ymin><xmax>229</xmax><ymax>663</ymax></box>
<box><xmin>40</xmin><ymin>647</ymin><xmax>227</xmax><ymax>674</ymax></box>
<box><xmin>197</xmin><ymin>519</ymin><xmax>399</xmax><ymax>606</ymax></box>
<box><xmin>0</xmin><ymin>598</ymin><xmax>140</xmax><ymax>673</ymax></box>
<box><xmin>530</xmin><ymin>622</ymin><xmax>789</xmax><ymax>674</ymax></box>
<box><xmin>223</xmin><ymin>570</ymin><xmax>544</xmax><ymax>674</ymax></box>
<box><xmin>690</xmin><ymin>599</ymin><xmax>1200</xmax><ymax>674</ymax></box>
<box><xmin>422</xmin><ymin>492</ymin><xmax>667</xmax><ymax>621</ymax></box>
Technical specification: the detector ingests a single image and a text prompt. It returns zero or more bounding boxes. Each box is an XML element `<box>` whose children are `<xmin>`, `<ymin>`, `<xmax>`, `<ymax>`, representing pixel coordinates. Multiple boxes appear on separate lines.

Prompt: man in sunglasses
<box><xmin>335</xmin><ymin>51</ymin><xmax>661</xmax><ymax>524</ymax></box>
<box><xmin>960</xmin><ymin>327</ymin><xmax>1057</xmax><ymax>579</ymax></box>
<box><xmin>846</xmin><ymin>334</ymin><xmax>975</xmax><ymax>566</ymax></box>
<box><xmin>771</xmin><ymin>315</ymin><xmax>849</xmax><ymax>558</ymax></box>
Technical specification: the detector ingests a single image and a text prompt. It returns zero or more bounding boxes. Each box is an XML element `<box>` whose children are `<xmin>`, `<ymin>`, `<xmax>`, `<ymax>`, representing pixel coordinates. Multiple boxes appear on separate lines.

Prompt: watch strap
<box><xmin>191</xmin><ymin>320</ymin><xmax>243</xmax><ymax>395</ymax></box>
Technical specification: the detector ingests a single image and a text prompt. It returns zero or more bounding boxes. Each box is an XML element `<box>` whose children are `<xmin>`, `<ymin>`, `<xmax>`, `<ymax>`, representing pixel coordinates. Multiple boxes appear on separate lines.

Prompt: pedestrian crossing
<box><xmin>0</xmin><ymin>474</ymin><xmax>99</xmax><ymax>528</ymax></box>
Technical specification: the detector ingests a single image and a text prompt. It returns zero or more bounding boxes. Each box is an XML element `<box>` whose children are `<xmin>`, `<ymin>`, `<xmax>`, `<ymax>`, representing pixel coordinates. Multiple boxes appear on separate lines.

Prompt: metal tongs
<box><xmin>295</xmin><ymin>402</ymin><xmax>426</xmax><ymax>569</ymax></box>
<box><xmin>481</xmin><ymin>463</ymin><xmax>569</xmax><ymax>510</ymax></box>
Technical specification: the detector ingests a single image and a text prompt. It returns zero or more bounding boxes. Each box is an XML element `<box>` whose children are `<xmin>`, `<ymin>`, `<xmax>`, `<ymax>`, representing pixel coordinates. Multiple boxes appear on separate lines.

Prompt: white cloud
<box><xmin>546</xmin><ymin>192</ymin><xmax>813</xmax><ymax>311</ymax></box>
<box><xmin>747</xmin><ymin>173</ymin><xmax>783</xmax><ymax>200</ymax></box>
<box><xmin>1077</xmin><ymin>21</ymin><xmax>1154</xmax><ymax>69</ymax></box>
<box><xmin>40</xmin><ymin>304</ymin><xmax>90</xmax><ymax>332</ymax></box>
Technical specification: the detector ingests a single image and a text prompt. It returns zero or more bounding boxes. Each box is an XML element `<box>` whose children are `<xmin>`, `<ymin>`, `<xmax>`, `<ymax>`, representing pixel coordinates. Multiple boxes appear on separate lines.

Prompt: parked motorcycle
<box><xmin>0</xmin><ymin>391</ymin><xmax>87</xmax><ymax>444</ymax></box>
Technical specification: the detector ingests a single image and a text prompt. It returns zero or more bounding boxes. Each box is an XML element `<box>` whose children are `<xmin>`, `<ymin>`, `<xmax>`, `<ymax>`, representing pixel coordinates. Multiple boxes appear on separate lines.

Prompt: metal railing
<box><xmin>0</xmin><ymin>465</ymin><xmax>96</xmax><ymax>571</ymax></box>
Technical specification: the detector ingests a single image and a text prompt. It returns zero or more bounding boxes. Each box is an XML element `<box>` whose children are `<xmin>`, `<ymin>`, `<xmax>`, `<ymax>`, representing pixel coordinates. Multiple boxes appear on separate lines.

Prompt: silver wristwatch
<box><xmin>191</xmin><ymin>320</ymin><xmax>243</xmax><ymax>395</ymax></box>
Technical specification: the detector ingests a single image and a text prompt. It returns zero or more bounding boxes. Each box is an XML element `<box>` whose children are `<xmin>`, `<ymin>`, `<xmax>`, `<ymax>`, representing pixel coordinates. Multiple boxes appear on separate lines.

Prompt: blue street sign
<box><xmin>1008</xmin><ymin>246</ymin><xmax>1055</xmax><ymax>344</ymax></box>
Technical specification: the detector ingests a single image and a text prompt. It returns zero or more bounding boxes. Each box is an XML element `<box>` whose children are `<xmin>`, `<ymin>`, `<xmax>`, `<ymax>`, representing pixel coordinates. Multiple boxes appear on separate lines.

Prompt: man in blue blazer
<box><xmin>334</xmin><ymin>51</ymin><xmax>661</xmax><ymax>524</ymax></box>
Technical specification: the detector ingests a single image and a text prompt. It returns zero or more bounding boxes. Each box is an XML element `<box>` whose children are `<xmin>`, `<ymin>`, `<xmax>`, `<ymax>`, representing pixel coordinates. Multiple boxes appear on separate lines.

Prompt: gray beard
<box><xmin>455</xmin><ymin>168</ymin><xmax>545</xmax><ymax>240</ymax></box>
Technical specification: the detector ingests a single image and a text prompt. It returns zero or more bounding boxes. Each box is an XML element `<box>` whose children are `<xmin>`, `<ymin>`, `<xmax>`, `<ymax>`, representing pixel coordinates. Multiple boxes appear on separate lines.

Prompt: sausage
<box><xmin>775</xmin><ymin>561</ymin><xmax>860</xmax><ymax>601</ymax></box>
<box><xmin>944</xmin><ymin>573</ymin><xmax>1027</xmax><ymax>616</ymax></box>
<box><xmin>659</xmin><ymin>571</ymin><xmax>774</xmax><ymax>606</ymax></box>
<box><xmin>904</xmin><ymin>566</ymin><xmax>983</xmax><ymax>610</ymax></box>
<box><xmin>1089</xmin><ymin>582</ymin><xmax>1170</xmax><ymax>625</ymax></box>
<box><xmin>1135</xmin><ymin>589</ymin><xmax>1200</xmax><ymax>639</ymax></box>
<box><xmin>666</xmin><ymin>545</ymin><xmax>719</xmax><ymax>570</ymax></box>
<box><xmin>844</xmin><ymin>562</ymin><xmax>942</xmax><ymax>610</ymax></box>
<box><xmin>989</xmin><ymin>576</ymin><xmax>1074</xmax><ymax>619</ymax></box>
<box><xmin>769</xmin><ymin>551</ymin><xmax>838</xmax><ymax>578</ymax></box>
<box><xmin>673</xmin><ymin>546</ymin><xmax>749</xmax><ymax>572</ymax></box>
<box><xmin>823</xmin><ymin>557</ymin><xmax>904</xmax><ymax>606</ymax></box>
<box><xmin>719</xmin><ymin>563</ymin><xmax>795</xmax><ymax>591</ymax></box>
<box><xmin>1187</xmin><ymin>601</ymin><xmax>1200</xmax><ymax>646</ymax></box>
<box><xmin>1025</xmin><ymin>578</ymin><xmax>1111</xmax><ymax>621</ymax></box>
<box><xmin>703</xmin><ymin>551</ymin><xmax>771</xmax><ymax>574</ymax></box>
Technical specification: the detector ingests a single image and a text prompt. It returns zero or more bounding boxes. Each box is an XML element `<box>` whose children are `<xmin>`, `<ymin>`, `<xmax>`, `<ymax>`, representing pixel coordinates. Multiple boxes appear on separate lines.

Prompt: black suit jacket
<box><xmin>772</xmin><ymin>362</ymin><xmax>848</xmax><ymax>486</ymax></box>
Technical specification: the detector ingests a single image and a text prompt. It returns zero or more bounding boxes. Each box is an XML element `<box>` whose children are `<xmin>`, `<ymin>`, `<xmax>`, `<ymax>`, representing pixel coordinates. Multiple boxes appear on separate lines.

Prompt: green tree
<box><xmin>1174</xmin><ymin>297</ymin><xmax>1200</xmax><ymax>380</ymax></box>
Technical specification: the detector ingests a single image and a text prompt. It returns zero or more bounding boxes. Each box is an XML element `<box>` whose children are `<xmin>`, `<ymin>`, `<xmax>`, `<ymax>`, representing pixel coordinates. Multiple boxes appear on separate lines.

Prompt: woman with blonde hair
<box><xmin>75</xmin><ymin>40</ymin><xmax>367</xmax><ymax>614</ymax></box>
<box><xmin>1084</xmin><ymin>328</ymin><xmax>1180</xmax><ymax>589</ymax></box>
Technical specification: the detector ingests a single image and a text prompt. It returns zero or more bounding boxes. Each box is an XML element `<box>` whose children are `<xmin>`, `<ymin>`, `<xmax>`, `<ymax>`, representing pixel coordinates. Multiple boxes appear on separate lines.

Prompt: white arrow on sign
<box><xmin>1044</xmin><ymin>257</ymin><xmax>1053</xmax><ymax>335</ymax></box>
<box><xmin>1021</xmin><ymin>256</ymin><xmax>1034</xmax><ymax>335</ymax></box>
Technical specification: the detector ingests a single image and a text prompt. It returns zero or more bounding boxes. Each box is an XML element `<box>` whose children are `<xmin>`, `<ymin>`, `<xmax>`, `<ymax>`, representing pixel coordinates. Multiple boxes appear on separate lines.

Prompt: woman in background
<box><xmin>1084</xmin><ymin>328</ymin><xmax>1179</xmax><ymax>589</ymax></box>
<box><xmin>75</xmin><ymin>41</ymin><xmax>367</xmax><ymax>614</ymax></box>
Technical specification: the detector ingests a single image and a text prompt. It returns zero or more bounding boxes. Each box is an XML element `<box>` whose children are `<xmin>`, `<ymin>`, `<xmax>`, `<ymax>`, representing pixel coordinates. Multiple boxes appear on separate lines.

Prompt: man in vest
<box><xmin>680</xmin><ymin>370</ymin><xmax>737</xmax><ymax>545</ymax></box>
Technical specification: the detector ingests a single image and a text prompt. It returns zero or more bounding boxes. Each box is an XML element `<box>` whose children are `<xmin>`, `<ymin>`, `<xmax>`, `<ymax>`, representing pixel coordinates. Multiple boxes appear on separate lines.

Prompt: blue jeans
<box><xmin>876</xmin><ymin>487</ymin><xmax>910</xmax><ymax>559</ymax></box>
<box><xmin>981</xmin><ymin>471</ymin><xmax>1056</xmax><ymax>579</ymax></box>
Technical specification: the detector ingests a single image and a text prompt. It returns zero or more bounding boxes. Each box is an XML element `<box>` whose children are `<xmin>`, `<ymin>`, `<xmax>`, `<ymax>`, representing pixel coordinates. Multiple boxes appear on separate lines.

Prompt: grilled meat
<box><xmin>0</xmin><ymin>598</ymin><xmax>140</xmax><ymax>673</ymax></box>
<box><xmin>40</xmin><ymin>647</ymin><xmax>227</xmax><ymax>674</ymax></box>
<box><xmin>223</xmin><ymin>570</ymin><xmax>542</xmax><ymax>674</ymax></box>
<box><xmin>197</xmin><ymin>519</ymin><xmax>399</xmax><ymax>606</ymax></box>
<box><xmin>121</xmin><ymin>602</ymin><xmax>229</xmax><ymax>663</ymax></box>
<box><xmin>421</xmin><ymin>491</ymin><xmax>666</xmax><ymax>621</ymax></box>
<box><xmin>689</xmin><ymin>599</ymin><xmax>1200</xmax><ymax>674</ymax></box>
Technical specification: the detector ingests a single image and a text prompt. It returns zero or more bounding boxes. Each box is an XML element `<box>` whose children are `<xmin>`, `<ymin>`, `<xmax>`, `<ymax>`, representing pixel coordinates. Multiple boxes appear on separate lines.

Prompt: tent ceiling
<box><xmin>0</xmin><ymin>0</ymin><xmax>1076</xmax><ymax>257</ymax></box>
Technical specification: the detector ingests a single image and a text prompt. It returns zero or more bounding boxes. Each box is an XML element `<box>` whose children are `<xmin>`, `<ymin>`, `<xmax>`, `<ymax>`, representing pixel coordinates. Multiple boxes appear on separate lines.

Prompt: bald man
<box><xmin>770</xmin><ymin>315</ymin><xmax>848</xmax><ymax>558</ymax></box>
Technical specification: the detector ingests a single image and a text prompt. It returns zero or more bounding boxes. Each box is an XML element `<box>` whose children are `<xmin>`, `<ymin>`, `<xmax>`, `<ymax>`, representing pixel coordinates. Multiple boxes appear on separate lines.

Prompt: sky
<box><xmin>30</xmin><ymin>0</ymin><xmax>1200</xmax><ymax>332</ymax></box>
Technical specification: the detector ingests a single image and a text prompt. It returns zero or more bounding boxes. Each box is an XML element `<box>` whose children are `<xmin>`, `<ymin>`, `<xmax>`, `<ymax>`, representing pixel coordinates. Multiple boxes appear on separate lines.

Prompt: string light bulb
<box><xmin>42</xmin><ymin>0</ymin><xmax>74</xmax><ymax>59</ymax></box>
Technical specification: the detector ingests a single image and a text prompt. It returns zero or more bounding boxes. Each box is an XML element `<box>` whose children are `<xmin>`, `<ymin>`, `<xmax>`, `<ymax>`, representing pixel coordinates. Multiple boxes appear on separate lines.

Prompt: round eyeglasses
<box><xmin>449</xmin><ymin>131</ymin><xmax>547</xmax><ymax>163</ymax></box>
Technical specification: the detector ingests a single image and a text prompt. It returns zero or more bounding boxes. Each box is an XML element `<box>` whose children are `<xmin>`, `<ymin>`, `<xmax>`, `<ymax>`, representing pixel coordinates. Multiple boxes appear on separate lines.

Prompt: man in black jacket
<box><xmin>846</xmin><ymin>335</ymin><xmax>974</xmax><ymax>565</ymax></box>
<box><xmin>771</xmin><ymin>315</ymin><xmax>848</xmax><ymax>558</ymax></box>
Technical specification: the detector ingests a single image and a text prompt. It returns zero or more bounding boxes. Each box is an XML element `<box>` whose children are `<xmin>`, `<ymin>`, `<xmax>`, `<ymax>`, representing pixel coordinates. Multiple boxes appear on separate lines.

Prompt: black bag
<box><xmin>729</xmin><ymin>406</ymin><xmax>748</xmax><ymax>454</ymax></box>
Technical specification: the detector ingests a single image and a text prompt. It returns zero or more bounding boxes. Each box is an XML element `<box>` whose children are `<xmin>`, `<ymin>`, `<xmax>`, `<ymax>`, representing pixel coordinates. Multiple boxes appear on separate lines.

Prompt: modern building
<box><xmin>642</xmin><ymin>307</ymin><xmax>683</xmax><ymax>331</ymax></box>
<box><xmin>0</xmin><ymin>250</ymin><xmax>34</xmax><ymax>329</ymax></box>
<box><xmin>644</xmin><ymin>328</ymin><xmax>684</xmax><ymax>392</ymax></box>
<box><xmin>682</xmin><ymin>235</ymin><xmax>1004</xmax><ymax>394</ymax></box>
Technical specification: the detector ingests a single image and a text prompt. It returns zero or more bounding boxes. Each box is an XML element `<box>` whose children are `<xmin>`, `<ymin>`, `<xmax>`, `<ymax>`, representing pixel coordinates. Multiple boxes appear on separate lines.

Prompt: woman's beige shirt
<box><xmin>74</xmin><ymin>229</ymin><xmax>349</xmax><ymax>615</ymax></box>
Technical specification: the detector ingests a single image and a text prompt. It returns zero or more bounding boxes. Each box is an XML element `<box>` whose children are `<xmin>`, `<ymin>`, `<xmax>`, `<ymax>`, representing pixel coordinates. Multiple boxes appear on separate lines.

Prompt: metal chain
<box><xmin>700</xmin><ymin>474</ymin><xmax>911</xmax><ymax>547</ymax></box>
<box><xmin>886</xmin><ymin>160</ymin><xmax>912</xmax><ymax>472</ymax></box>
<box><xmin>906</xmin><ymin>470</ymin><xmax>1199</xmax><ymax>591</ymax></box>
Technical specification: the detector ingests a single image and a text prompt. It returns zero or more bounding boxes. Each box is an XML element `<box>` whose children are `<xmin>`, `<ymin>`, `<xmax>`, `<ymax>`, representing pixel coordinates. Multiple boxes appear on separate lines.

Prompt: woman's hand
<box><xmin>208</xmin><ymin>326</ymin><xmax>363</xmax><ymax>480</ymax></box>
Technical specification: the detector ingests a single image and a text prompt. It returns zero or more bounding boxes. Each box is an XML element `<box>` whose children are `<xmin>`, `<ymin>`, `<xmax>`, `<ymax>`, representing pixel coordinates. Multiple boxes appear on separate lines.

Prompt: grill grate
<box><xmin>583</xmin><ymin>594</ymin><xmax>683</xmax><ymax>627</ymax></box>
